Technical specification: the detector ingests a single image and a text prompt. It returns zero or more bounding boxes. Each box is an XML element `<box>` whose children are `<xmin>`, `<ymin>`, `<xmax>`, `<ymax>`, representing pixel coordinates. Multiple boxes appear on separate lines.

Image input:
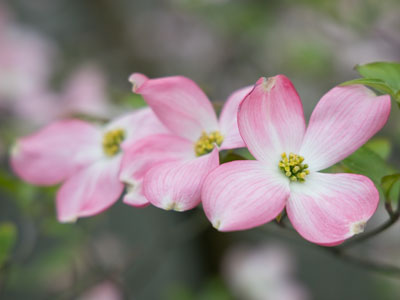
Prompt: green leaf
<box><xmin>381</xmin><ymin>174</ymin><xmax>400</xmax><ymax>204</ymax></box>
<box><xmin>219</xmin><ymin>151</ymin><xmax>246</xmax><ymax>164</ymax></box>
<box><xmin>121</xmin><ymin>94</ymin><xmax>147</xmax><ymax>108</ymax></box>
<box><xmin>340</xmin><ymin>78</ymin><xmax>394</xmax><ymax>96</ymax></box>
<box><xmin>165</xmin><ymin>284</ymin><xmax>194</xmax><ymax>300</ymax></box>
<box><xmin>355</xmin><ymin>62</ymin><xmax>400</xmax><ymax>91</ymax></box>
<box><xmin>199</xmin><ymin>277</ymin><xmax>231</xmax><ymax>300</ymax></box>
<box><xmin>395</xmin><ymin>90</ymin><xmax>400</xmax><ymax>107</ymax></box>
<box><xmin>0</xmin><ymin>222</ymin><xmax>17</xmax><ymax>267</ymax></box>
<box><xmin>340</xmin><ymin>146</ymin><xmax>395</xmax><ymax>185</ymax></box>
<box><xmin>364</xmin><ymin>138</ymin><xmax>392</xmax><ymax>160</ymax></box>
<box><xmin>235</xmin><ymin>148</ymin><xmax>255</xmax><ymax>160</ymax></box>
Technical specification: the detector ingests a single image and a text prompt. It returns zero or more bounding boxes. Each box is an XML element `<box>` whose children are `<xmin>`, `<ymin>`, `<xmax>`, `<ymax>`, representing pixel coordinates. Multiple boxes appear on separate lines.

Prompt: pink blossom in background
<box><xmin>120</xmin><ymin>73</ymin><xmax>252</xmax><ymax>210</ymax></box>
<box><xmin>202</xmin><ymin>75</ymin><xmax>391</xmax><ymax>245</ymax></box>
<box><xmin>9</xmin><ymin>64</ymin><xmax>114</xmax><ymax>127</ymax></box>
<box><xmin>11</xmin><ymin>108</ymin><xmax>167</xmax><ymax>222</ymax></box>
<box><xmin>78</xmin><ymin>281</ymin><xmax>123</xmax><ymax>300</ymax></box>
<box><xmin>223</xmin><ymin>243</ymin><xmax>309</xmax><ymax>300</ymax></box>
<box><xmin>0</xmin><ymin>4</ymin><xmax>113</xmax><ymax>127</ymax></box>
<box><xmin>0</xmin><ymin>9</ymin><xmax>55</xmax><ymax>108</ymax></box>
<box><xmin>60</xmin><ymin>64</ymin><xmax>113</xmax><ymax>118</ymax></box>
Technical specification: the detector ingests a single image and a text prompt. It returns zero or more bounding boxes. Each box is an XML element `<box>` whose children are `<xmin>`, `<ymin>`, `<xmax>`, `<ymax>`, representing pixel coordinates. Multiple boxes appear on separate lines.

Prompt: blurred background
<box><xmin>1</xmin><ymin>0</ymin><xmax>400</xmax><ymax>299</ymax></box>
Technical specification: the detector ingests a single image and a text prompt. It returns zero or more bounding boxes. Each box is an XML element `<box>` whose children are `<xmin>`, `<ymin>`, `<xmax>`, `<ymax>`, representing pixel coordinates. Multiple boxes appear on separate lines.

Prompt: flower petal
<box><xmin>120</xmin><ymin>134</ymin><xmax>194</xmax><ymax>207</ymax></box>
<box><xmin>300</xmin><ymin>85</ymin><xmax>391</xmax><ymax>171</ymax></box>
<box><xmin>143</xmin><ymin>148</ymin><xmax>219</xmax><ymax>211</ymax></box>
<box><xmin>202</xmin><ymin>160</ymin><xmax>290</xmax><ymax>231</ymax></box>
<box><xmin>219</xmin><ymin>86</ymin><xmax>253</xmax><ymax>150</ymax></box>
<box><xmin>56</xmin><ymin>156</ymin><xmax>124</xmax><ymax>222</ymax></box>
<box><xmin>286</xmin><ymin>172</ymin><xmax>379</xmax><ymax>245</ymax></box>
<box><xmin>129</xmin><ymin>73</ymin><xmax>219</xmax><ymax>141</ymax></box>
<box><xmin>238</xmin><ymin>75</ymin><xmax>306</xmax><ymax>165</ymax></box>
<box><xmin>105</xmin><ymin>107</ymin><xmax>168</xmax><ymax>145</ymax></box>
<box><xmin>11</xmin><ymin>119</ymin><xmax>102</xmax><ymax>185</ymax></box>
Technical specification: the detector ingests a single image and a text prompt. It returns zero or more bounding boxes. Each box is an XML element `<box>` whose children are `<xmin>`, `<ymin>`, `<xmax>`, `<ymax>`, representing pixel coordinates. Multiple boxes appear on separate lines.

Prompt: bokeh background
<box><xmin>1</xmin><ymin>0</ymin><xmax>400</xmax><ymax>299</ymax></box>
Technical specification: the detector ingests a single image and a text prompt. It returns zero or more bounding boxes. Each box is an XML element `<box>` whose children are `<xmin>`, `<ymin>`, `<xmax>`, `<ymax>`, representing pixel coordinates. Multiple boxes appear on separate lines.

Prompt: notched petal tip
<box><xmin>256</xmin><ymin>76</ymin><xmax>276</xmax><ymax>91</ymax></box>
<box><xmin>350</xmin><ymin>220</ymin><xmax>367</xmax><ymax>235</ymax></box>
<box><xmin>128</xmin><ymin>73</ymin><xmax>148</xmax><ymax>92</ymax></box>
<box><xmin>58</xmin><ymin>215</ymin><xmax>78</xmax><ymax>224</ymax></box>
<box><xmin>164</xmin><ymin>201</ymin><xmax>183</xmax><ymax>212</ymax></box>
<box><xmin>213</xmin><ymin>220</ymin><xmax>221</xmax><ymax>230</ymax></box>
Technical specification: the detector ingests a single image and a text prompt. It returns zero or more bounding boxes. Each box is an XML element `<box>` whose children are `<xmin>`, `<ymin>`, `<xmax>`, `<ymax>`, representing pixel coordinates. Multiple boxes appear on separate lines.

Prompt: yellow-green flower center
<box><xmin>194</xmin><ymin>131</ymin><xmax>223</xmax><ymax>157</ymax></box>
<box><xmin>102</xmin><ymin>128</ymin><xmax>125</xmax><ymax>157</ymax></box>
<box><xmin>279</xmin><ymin>152</ymin><xmax>310</xmax><ymax>182</ymax></box>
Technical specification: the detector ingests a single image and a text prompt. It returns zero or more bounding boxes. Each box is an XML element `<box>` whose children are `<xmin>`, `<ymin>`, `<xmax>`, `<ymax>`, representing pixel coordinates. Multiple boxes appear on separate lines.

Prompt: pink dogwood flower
<box><xmin>11</xmin><ymin>108</ymin><xmax>167</xmax><ymax>222</ymax></box>
<box><xmin>202</xmin><ymin>75</ymin><xmax>391</xmax><ymax>245</ymax></box>
<box><xmin>121</xmin><ymin>73</ymin><xmax>252</xmax><ymax>211</ymax></box>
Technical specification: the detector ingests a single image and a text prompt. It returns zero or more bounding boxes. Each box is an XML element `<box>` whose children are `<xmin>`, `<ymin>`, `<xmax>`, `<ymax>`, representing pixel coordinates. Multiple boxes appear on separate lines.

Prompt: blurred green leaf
<box><xmin>165</xmin><ymin>284</ymin><xmax>194</xmax><ymax>300</ymax></box>
<box><xmin>198</xmin><ymin>277</ymin><xmax>231</xmax><ymax>300</ymax></box>
<box><xmin>0</xmin><ymin>170</ymin><xmax>20</xmax><ymax>195</ymax></box>
<box><xmin>220</xmin><ymin>151</ymin><xmax>246</xmax><ymax>164</ymax></box>
<box><xmin>121</xmin><ymin>94</ymin><xmax>147</xmax><ymax>109</ymax></box>
<box><xmin>381</xmin><ymin>174</ymin><xmax>400</xmax><ymax>204</ymax></box>
<box><xmin>0</xmin><ymin>222</ymin><xmax>17</xmax><ymax>267</ymax></box>
<box><xmin>364</xmin><ymin>138</ymin><xmax>392</xmax><ymax>160</ymax></box>
<box><xmin>355</xmin><ymin>62</ymin><xmax>400</xmax><ymax>91</ymax></box>
<box><xmin>340</xmin><ymin>78</ymin><xmax>394</xmax><ymax>96</ymax></box>
<box><xmin>340</xmin><ymin>146</ymin><xmax>395</xmax><ymax>185</ymax></box>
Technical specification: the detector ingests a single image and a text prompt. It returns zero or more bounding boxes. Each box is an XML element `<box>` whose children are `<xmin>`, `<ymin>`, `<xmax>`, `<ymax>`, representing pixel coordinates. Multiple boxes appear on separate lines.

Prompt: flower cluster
<box><xmin>11</xmin><ymin>73</ymin><xmax>391</xmax><ymax>245</ymax></box>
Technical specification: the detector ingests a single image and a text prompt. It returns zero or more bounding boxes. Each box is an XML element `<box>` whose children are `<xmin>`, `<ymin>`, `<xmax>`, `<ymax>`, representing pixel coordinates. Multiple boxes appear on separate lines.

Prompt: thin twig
<box><xmin>340</xmin><ymin>203</ymin><xmax>400</xmax><ymax>249</ymax></box>
<box><xmin>323</xmin><ymin>247</ymin><xmax>400</xmax><ymax>278</ymax></box>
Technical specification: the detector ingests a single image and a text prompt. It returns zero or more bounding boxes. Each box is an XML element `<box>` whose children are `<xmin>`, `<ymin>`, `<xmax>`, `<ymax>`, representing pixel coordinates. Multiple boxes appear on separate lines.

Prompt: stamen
<box><xmin>279</xmin><ymin>152</ymin><xmax>309</xmax><ymax>182</ymax></box>
<box><xmin>102</xmin><ymin>128</ymin><xmax>125</xmax><ymax>156</ymax></box>
<box><xmin>194</xmin><ymin>131</ymin><xmax>224</xmax><ymax>157</ymax></box>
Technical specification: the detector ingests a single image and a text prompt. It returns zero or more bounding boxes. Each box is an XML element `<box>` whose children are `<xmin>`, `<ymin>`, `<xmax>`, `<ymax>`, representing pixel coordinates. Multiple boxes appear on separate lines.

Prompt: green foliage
<box><xmin>341</xmin><ymin>62</ymin><xmax>400</xmax><ymax>106</ymax></box>
<box><xmin>356</xmin><ymin>62</ymin><xmax>400</xmax><ymax>91</ymax></box>
<box><xmin>0</xmin><ymin>222</ymin><xmax>17</xmax><ymax>267</ymax></box>
<box><xmin>381</xmin><ymin>174</ymin><xmax>400</xmax><ymax>204</ymax></box>
<box><xmin>166</xmin><ymin>277</ymin><xmax>231</xmax><ymax>300</ymax></box>
<box><xmin>120</xmin><ymin>94</ymin><xmax>147</xmax><ymax>109</ymax></box>
<box><xmin>340</xmin><ymin>146</ymin><xmax>395</xmax><ymax>185</ymax></box>
<box><xmin>364</xmin><ymin>138</ymin><xmax>392</xmax><ymax>160</ymax></box>
<box><xmin>340</xmin><ymin>78</ymin><xmax>394</xmax><ymax>96</ymax></box>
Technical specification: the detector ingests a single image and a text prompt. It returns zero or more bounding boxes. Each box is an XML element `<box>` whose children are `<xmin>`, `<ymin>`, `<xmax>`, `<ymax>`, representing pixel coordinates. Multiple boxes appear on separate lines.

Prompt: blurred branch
<box><xmin>261</xmin><ymin>203</ymin><xmax>400</xmax><ymax>279</ymax></box>
<box><xmin>339</xmin><ymin>208</ymin><xmax>400</xmax><ymax>249</ymax></box>
<box><xmin>323</xmin><ymin>247</ymin><xmax>400</xmax><ymax>279</ymax></box>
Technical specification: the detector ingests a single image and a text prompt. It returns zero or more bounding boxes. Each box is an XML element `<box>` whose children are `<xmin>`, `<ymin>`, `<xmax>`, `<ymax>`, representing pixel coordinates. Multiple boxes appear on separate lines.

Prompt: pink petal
<box><xmin>57</xmin><ymin>156</ymin><xmax>124</xmax><ymax>222</ymax></box>
<box><xmin>105</xmin><ymin>108</ymin><xmax>168</xmax><ymax>145</ymax></box>
<box><xmin>300</xmin><ymin>85</ymin><xmax>391</xmax><ymax>171</ymax></box>
<box><xmin>129</xmin><ymin>73</ymin><xmax>219</xmax><ymax>141</ymax></box>
<box><xmin>143</xmin><ymin>148</ymin><xmax>219</xmax><ymax>211</ymax></box>
<box><xmin>202</xmin><ymin>160</ymin><xmax>290</xmax><ymax>231</ymax></box>
<box><xmin>120</xmin><ymin>134</ymin><xmax>194</xmax><ymax>207</ymax></box>
<box><xmin>219</xmin><ymin>86</ymin><xmax>253</xmax><ymax>150</ymax></box>
<box><xmin>286</xmin><ymin>172</ymin><xmax>379</xmax><ymax>245</ymax></box>
<box><xmin>238</xmin><ymin>75</ymin><xmax>306</xmax><ymax>165</ymax></box>
<box><xmin>11</xmin><ymin>119</ymin><xmax>102</xmax><ymax>185</ymax></box>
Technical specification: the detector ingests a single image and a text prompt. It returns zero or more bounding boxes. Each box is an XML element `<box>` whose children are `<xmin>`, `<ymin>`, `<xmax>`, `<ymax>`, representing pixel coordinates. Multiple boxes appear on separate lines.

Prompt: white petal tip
<box><xmin>258</xmin><ymin>76</ymin><xmax>276</xmax><ymax>92</ymax></box>
<box><xmin>59</xmin><ymin>216</ymin><xmax>78</xmax><ymax>224</ymax></box>
<box><xmin>164</xmin><ymin>202</ymin><xmax>183</xmax><ymax>212</ymax></box>
<box><xmin>213</xmin><ymin>220</ymin><xmax>222</xmax><ymax>230</ymax></box>
<box><xmin>350</xmin><ymin>220</ymin><xmax>367</xmax><ymax>235</ymax></box>
<box><xmin>128</xmin><ymin>73</ymin><xmax>147</xmax><ymax>92</ymax></box>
